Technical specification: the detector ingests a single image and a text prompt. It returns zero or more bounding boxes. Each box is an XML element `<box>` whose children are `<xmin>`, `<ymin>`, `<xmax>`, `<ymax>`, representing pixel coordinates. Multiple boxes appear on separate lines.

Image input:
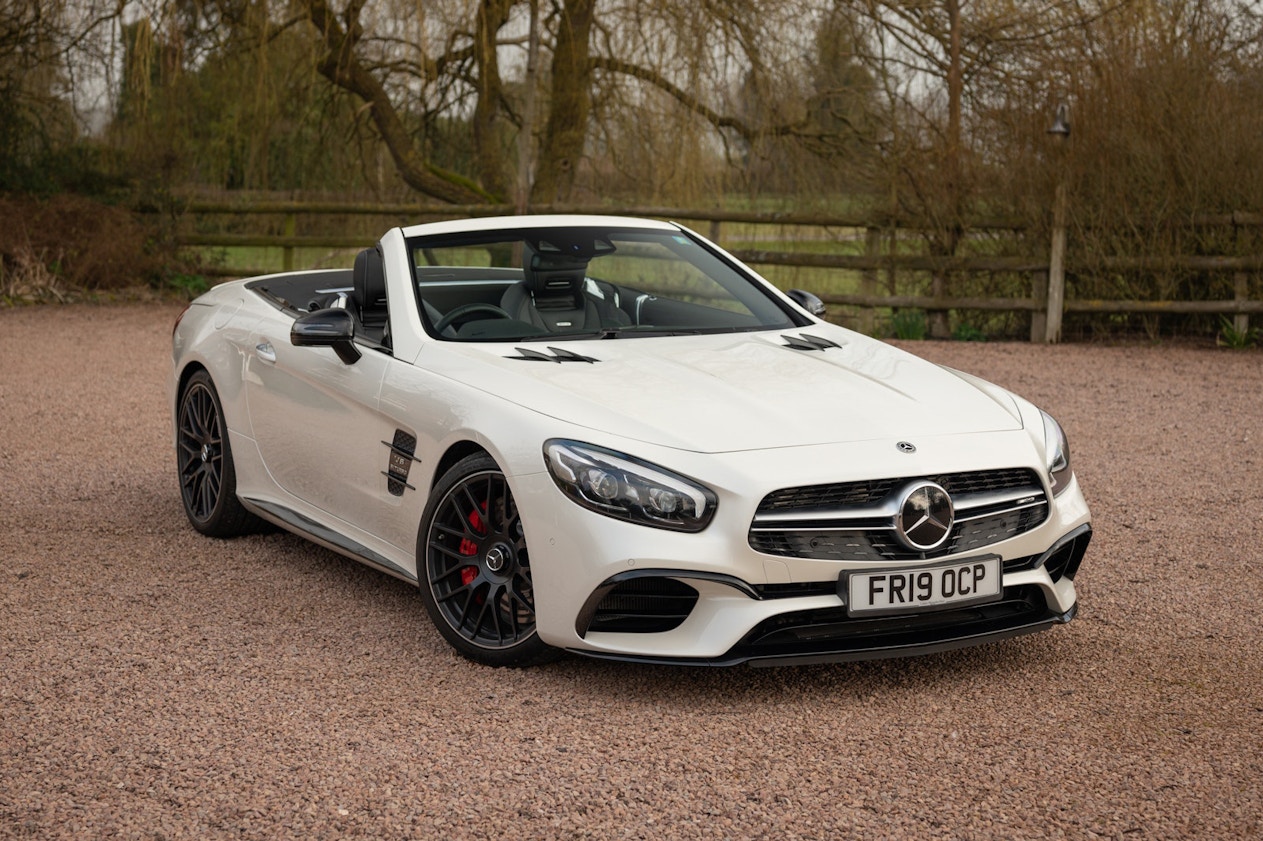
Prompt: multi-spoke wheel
<box><xmin>176</xmin><ymin>370</ymin><xmax>261</xmax><ymax>537</ymax></box>
<box><xmin>418</xmin><ymin>453</ymin><xmax>557</xmax><ymax>667</ymax></box>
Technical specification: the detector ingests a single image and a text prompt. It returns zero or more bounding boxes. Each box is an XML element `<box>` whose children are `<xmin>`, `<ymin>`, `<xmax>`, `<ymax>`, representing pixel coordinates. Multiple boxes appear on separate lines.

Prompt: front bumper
<box><xmin>565</xmin><ymin>524</ymin><xmax>1089</xmax><ymax>667</ymax></box>
<box><xmin>512</xmin><ymin>430</ymin><xmax>1092</xmax><ymax>666</ymax></box>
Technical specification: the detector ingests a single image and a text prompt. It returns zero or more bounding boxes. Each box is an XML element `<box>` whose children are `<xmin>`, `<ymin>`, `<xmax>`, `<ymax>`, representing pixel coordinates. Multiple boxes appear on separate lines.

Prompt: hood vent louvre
<box><xmin>782</xmin><ymin>333</ymin><xmax>842</xmax><ymax>351</ymax></box>
<box><xmin>508</xmin><ymin>346</ymin><xmax>599</xmax><ymax>363</ymax></box>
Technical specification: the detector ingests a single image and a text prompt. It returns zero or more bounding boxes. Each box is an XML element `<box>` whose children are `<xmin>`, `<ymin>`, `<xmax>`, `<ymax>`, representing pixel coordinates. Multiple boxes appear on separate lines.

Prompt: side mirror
<box><xmin>786</xmin><ymin>289</ymin><xmax>826</xmax><ymax>317</ymax></box>
<box><xmin>291</xmin><ymin>308</ymin><xmax>362</xmax><ymax>365</ymax></box>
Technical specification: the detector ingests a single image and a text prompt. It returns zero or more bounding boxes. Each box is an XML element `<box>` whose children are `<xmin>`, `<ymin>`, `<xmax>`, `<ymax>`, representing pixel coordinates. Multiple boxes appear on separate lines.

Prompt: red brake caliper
<box><xmin>458</xmin><ymin>503</ymin><xmax>487</xmax><ymax>587</ymax></box>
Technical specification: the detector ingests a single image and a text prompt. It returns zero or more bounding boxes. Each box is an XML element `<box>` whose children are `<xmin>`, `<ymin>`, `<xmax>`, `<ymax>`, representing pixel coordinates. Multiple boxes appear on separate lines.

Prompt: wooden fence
<box><xmin>160</xmin><ymin>200</ymin><xmax>1263</xmax><ymax>343</ymax></box>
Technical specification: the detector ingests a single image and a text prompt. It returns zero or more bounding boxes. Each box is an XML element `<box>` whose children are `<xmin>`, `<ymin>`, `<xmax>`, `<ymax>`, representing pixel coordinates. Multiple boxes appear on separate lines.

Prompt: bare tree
<box><xmin>0</xmin><ymin>0</ymin><xmax>127</xmax><ymax>189</ymax></box>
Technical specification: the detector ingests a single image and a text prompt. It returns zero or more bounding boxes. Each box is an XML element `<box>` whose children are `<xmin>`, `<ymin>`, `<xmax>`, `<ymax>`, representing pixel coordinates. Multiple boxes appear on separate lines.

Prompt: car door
<box><xmin>243</xmin><ymin>304</ymin><xmax>396</xmax><ymax>532</ymax></box>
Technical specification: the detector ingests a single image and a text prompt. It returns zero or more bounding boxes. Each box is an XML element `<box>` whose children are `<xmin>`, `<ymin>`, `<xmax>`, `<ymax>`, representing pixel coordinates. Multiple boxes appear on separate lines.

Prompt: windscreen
<box><xmin>408</xmin><ymin>226</ymin><xmax>799</xmax><ymax>341</ymax></box>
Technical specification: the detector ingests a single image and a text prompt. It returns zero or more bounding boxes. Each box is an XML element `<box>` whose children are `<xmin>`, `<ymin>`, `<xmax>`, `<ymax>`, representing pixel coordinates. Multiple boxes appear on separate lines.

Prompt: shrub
<box><xmin>0</xmin><ymin>194</ymin><xmax>173</xmax><ymax>296</ymax></box>
<box><xmin>890</xmin><ymin>309</ymin><xmax>927</xmax><ymax>340</ymax></box>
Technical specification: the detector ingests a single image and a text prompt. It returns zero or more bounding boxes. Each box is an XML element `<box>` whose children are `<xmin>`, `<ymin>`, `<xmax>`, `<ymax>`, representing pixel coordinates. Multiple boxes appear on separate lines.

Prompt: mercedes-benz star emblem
<box><xmin>897</xmin><ymin>441</ymin><xmax>917</xmax><ymax>454</ymax></box>
<box><xmin>894</xmin><ymin>482</ymin><xmax>954</xmax><ymax>551</ymax></box>
<box><xmin>485</xmin><ymin>545</ymin><xmax>508</xmax><ymax>573</ymax></box>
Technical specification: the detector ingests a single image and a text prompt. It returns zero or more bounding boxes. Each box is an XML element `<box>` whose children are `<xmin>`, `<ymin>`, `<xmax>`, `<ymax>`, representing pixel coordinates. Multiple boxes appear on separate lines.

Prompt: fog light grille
<box><xmin>587</xmin><ymin>577</ymin><xmax>699</xmax><ymax>634</ymax></box>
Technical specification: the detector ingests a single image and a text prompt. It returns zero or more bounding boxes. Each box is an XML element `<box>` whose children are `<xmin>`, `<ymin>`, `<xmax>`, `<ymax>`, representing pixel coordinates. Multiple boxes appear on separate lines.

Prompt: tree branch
<box><xmin>590</xmin><ymin>55</ymin><xmax>809</xmax><ymax>142</ymax></box>
<box><xmin>302</xmin><ymin>0</ymin><xmax>494</xmax><ymax>203</ymax></box>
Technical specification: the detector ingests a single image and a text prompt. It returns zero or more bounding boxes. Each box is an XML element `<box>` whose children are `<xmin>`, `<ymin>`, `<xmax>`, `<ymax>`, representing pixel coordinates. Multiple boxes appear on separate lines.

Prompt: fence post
<box><xmin>1234</xmin><ymin>272</ymin><xmax>1250</xmax><ymax>337</ymax></box>
<box><xmin>282</xmin><ymin>212</ymin><xmax>296</xmax><ymax>272</ymax></box>
<box><xmin>860</xmin><ymin>226</ymin><xmax>880</xmax><ymax>335</ymax></box>
<box><xmin>1044</xmin><ymin>178</ymin><xmax>1068</xmax><ymax>343</ymax></box>
<box><xmin>709</xmin><ymin>219</ymin><xmax>722</xmax><ymax>245</ymax></box>
<box><xmin>1030</xmin><ymin>269</ymin><xmax>1048</xmax><ymax>343</ymax></box>
<box><xmin>1044</xmin><ymin>104</ymin><xmax>1070</xmax><ymax>343</ymax></box>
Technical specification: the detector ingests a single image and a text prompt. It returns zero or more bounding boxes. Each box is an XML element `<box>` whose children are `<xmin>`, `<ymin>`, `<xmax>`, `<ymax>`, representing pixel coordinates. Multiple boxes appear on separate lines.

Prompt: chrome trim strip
<box><xmin>954</xmin><ymin>488</ymin><xmax>1044</xmax><ymax>512</ymax></box>
<box><xmin>954</xmin><ymin>499</ymin><xmax>1047</xmax><ymax>523</ymax></box>
<box><xmin>750</xmin><ymin>523</ymin><xmax>895</xmax><ymax>533</ymax></box>
<box><xmin>751</xmin><ymin>487</ymin><xmax>1044</xmax><ymax>527</ymax></box>
<box><xmin>380</xmin><ymin>440</ymin><xmax>422</xmax><ymax>462</ymax></box>
<box><xmin>380</xmin><ymin>470</ymin><xmax>416</xmax><ymax>491</ymax></box>
<box><xmin>752</xmin><ymin>500</ymin><xmax>903</xmax><ymax>524</ymax></box>
<box><xmin>750</xmin><ymin>499</ymin><xmax>1046</xmax><ymax>535</ymax></box>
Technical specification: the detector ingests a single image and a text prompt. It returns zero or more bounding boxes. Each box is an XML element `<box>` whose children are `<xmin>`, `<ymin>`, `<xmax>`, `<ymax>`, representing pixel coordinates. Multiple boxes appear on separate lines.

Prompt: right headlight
<box><xmin>1040</xmin><ymin>410</ymin><xmax>1073</xmax><ymax>496</ymax></box>
<box><xmin>543</xmin><ymin>439</ymin><xmax>718</xmax><ymax>532</ymax></box>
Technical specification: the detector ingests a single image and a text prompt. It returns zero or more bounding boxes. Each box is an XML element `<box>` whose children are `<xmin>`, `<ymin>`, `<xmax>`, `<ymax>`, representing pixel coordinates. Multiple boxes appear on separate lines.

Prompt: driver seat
<box><xmin>500</xmin><ymin>252</ymin><xmax>627</xmax><ymax>332</ymax></box>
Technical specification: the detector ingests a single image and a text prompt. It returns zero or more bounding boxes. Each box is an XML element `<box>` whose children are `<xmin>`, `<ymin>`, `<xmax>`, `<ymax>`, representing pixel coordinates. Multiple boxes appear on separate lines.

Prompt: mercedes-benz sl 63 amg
<box><xmin>171</xmin><ymin>215</ymin><xmax>1091</xmax><ymax>667</ymax></box>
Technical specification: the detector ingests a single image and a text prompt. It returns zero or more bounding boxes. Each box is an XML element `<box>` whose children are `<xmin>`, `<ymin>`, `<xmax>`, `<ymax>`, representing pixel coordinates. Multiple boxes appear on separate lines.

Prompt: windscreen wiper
<box><xmin>518</xmin><ymin>326</ymin><xmax>702</xmax><ymax>341</ymax></box>
<box><xmin>597</xmin><ymin>327</ymin><xmax>702</xmax><ymax>339</ymax></box>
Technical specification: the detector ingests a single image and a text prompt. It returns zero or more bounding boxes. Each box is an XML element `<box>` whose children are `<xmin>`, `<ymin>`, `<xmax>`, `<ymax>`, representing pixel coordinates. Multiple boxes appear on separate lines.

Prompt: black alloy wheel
<box><xmin>176</xmin><ymin>370</ymin><xmax>261</xmax><ymax>537</ymax></box>
<box><xmin>419</xmin><ymin>453</ymin><xmax>557</xmax><ymax>667</ymax></box>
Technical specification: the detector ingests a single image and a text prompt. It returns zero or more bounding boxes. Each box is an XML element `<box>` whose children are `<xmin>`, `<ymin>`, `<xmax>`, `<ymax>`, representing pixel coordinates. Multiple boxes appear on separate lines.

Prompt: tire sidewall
<box><xmin>177</xmin><ymin>370</ymin><xmax>251</xmax><ymax>537</ymax></box>
<box><xmin>416</xmin><ymin>452</ymin><xmax>556</xmax><ymax>667</ymax></box>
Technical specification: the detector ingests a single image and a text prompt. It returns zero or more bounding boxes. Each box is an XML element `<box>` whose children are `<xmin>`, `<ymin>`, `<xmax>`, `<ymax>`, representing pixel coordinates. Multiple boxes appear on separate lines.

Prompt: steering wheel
<box><xmin>434</xmin><ymin>303</ymin><xmax>514</xmax><ymax>333</ymax></box>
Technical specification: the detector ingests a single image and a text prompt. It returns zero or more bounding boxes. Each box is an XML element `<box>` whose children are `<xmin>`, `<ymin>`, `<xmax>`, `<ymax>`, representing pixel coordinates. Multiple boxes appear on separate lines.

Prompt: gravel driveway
<box><xmin>2</xmin><ymin>304</ymin><xmax>1260</xmax><ymax>840</ymax></box>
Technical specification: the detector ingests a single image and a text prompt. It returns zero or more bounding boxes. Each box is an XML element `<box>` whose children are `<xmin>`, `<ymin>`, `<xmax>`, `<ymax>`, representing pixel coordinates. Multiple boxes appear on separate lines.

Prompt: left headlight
<box><xmin>543</xmin><ymin>439</ymin><xmax>718</xmax><ymax>532</ymax></box>
<box><xmin>1040</xmin><ymin>410</ymin><xmax>1073</xmax><ymax>496</ymax></box>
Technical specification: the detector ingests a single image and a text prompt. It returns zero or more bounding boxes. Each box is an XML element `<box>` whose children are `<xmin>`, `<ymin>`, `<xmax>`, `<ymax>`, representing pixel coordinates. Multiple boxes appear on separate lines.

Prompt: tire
<box><xmin>176</xmin><ymin>370</ymin><xmax>263</xmax><ymax>537</ymax></box>
<box><xmin>418</xmin><ymin>453</ymin><xmax>558</xmax><ymax>667</ymax></box>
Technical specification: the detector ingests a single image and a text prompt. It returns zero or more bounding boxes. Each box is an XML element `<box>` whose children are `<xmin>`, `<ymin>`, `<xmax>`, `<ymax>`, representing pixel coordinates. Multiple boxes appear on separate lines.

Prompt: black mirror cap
<box><xmin>786</xmin><ymin>289</ymin><xmax>826</xmax><ymax>317</ymax></box>
<box><xmin>291</xmin><ymin>308</ymin><xmax>362</xmax><ymax>364</ymax></box>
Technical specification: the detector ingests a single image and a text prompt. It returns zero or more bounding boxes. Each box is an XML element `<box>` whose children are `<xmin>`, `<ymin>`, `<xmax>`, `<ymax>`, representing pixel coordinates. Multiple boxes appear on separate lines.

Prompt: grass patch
<box><xmin>1217</xmin><ymin>315</ymin><xmax>1257</xmax><ymax>349</ymax></box>
<box><xmin>210</xmin><ymin>246</ymin><xmax>363</xmax><ymax>275</ymax></box>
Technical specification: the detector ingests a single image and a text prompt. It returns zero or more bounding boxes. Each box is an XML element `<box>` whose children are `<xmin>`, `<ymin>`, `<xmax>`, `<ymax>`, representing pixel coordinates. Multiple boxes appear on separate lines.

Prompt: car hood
<box><xmin>422</xmin><ymin>330</ymin><xmax>1023</xmax><ymax>453</ymax></box>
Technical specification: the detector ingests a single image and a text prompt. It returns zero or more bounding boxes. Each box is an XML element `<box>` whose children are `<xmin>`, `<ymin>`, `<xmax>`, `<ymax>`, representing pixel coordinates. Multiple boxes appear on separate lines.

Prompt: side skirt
<box><xmin>242</xmin><ymin>496</ymin><xmax>418</xmax><ymax>585</ymax></box>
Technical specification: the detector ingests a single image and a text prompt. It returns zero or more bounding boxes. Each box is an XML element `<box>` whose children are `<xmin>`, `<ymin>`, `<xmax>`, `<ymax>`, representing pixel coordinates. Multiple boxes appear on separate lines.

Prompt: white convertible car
<box><xmin>171</xmin><ymin>215</ymin><xmax>1091</xmax><ymax>667</ymax></box>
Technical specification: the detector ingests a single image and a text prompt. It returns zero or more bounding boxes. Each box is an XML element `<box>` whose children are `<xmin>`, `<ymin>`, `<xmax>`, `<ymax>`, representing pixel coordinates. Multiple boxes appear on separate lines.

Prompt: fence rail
<box><xmin>156</xmin><ymin>200</ymin><xmax>1263</xmax><ymax>342</ymax></box>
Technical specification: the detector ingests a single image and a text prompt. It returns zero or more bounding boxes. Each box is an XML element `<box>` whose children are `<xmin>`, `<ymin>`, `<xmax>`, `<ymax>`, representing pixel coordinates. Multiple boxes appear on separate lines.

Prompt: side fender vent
<box><xmin>381</xmin><ymin>429</ymin><xmax>419</xmax><ymax>497</ymax></box>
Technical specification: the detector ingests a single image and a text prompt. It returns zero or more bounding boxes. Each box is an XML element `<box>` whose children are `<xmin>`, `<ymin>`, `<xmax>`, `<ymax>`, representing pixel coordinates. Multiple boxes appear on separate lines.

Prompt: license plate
<box><xmin>843</xmin><ymin>556</ymin><xmax>1002</xmax><ymax>617</ymax></box>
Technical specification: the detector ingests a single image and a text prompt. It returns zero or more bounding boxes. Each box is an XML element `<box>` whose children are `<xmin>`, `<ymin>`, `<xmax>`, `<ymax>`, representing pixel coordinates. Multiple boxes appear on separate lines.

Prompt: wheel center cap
<box><xmin>485</xmin><ymin>544</ymin><xmax>511</xmax><ymax>573</ymax></box>
<box><xmin>201</xmin><ymin>444</ymin><xmax>210</xmax><ymax>463</ymax></box>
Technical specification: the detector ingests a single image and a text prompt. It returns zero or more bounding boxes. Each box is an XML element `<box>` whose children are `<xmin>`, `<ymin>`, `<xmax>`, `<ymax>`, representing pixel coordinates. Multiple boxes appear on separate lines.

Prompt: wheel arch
<box><xmin>171</xmin><ymin>360</ymin><xmax>210</xmax><ymax>447</ymax></box>
<box><xmin>176</xmin><ymin>360</ymin><xmax>209</xmax><ymax>399</ymax></box>
<box><xmin>431</xmin><ymin>440</ymin><xmax>491</xmax><ymax>489</ymax></box>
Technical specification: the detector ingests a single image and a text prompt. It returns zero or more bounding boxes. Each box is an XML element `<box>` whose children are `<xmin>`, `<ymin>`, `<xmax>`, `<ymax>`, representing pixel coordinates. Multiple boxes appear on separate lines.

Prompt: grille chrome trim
<box><xmin>955</xmin><ymin>498</ymin><xmax>1047</xmax><ymax>523</ymax></box>
<box><xmin>749</xmin><ymin>469</ymin><xmax>1049</xmax><ymax>562</ymax></box>
<box><xmin>752</xmin><ymin>486</ymin><xmax>1043</xmax><ymax>527</ymax></box>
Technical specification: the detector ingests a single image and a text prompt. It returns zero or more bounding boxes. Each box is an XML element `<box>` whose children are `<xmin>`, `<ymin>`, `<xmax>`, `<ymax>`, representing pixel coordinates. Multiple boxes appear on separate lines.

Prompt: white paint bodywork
<box><xmin>171</xmin><ymin>215</ymin><xmax>1091</xmax><ymax>664</ymax></box>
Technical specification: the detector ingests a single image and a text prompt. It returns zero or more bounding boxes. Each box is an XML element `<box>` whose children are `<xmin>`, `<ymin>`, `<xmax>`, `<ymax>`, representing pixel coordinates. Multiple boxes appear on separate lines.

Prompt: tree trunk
<box><xmin>473</xmin><ymin>0</ymin><xmax>512</xmax><ymax>199</ymax></box>
<box><xmin>516</xmin><ymin>0</ymin><xmax>541</xmax><ymax>212</ymax></box>
<box><xmin>929</xmin><ymin>0</ymin><xmax>963</xmax><ymax>339</ymax></box>
<box><xmin>531</xmin><ymin>0</ymin><xmax>596</xmax><ymax>204</ymax></box>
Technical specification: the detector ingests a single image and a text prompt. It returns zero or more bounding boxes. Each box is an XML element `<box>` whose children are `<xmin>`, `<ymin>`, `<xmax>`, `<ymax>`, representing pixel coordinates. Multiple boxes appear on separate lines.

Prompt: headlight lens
<box><xmin>543</xmin><ymin>439</ymin><xmax>718</xmax><ymax>532</ymax></box>
<box><xmin>1040</xmin><ymin>410</ymin><xmax>1073</xmax><ymax>496</ymax></box>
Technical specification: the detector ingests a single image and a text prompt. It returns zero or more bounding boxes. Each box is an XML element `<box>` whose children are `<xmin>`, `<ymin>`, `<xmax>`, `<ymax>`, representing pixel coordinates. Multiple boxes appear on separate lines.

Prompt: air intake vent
<box><xmin>584</xmin><ymin>577</ymin><xmax>699</xmax><ymax>634</ymax></box>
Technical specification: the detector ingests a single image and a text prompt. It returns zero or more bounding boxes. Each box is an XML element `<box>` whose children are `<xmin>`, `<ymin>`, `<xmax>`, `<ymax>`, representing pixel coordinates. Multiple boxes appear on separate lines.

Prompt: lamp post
<box><xmin>1045</xmin><ymin>104</ymin><xmax>1070</xmax><ymax>343</ymax></box>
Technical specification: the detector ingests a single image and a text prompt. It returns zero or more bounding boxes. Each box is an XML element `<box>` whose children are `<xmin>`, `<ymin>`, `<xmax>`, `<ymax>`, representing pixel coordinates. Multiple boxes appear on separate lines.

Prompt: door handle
<box><xmin>255</xmin><ymin>342</ymin><xmax>277</xmax><ymax>363</ymax></box>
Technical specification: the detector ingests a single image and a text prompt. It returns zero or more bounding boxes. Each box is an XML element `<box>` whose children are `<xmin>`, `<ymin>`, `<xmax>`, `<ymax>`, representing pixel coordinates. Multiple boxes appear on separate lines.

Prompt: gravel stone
<box><xmin>1</xmin><ymin>304</ymin><xmax>1261</xmax><ymax>839</ymax></box>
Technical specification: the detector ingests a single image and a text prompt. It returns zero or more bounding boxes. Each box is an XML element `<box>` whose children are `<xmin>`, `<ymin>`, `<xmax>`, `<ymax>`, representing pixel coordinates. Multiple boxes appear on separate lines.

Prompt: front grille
<box><xmin>750</xmin><ymin>468</ymin><xmax>1048</xmax><ymax>562</ymax></box>
<box><xmin>758</xmin><ymin>468</ymin><xmax>1038</xmax><ymax>512</ymax></box>
<box><xmin>759</xmin><ymin>479</ymin><xmax>901</xmax><ymax>512</ymax></box>
<box><xmin>585</xmin><ymin>577</ymin><xmax>699</xmax><ymax>634</ymax></box>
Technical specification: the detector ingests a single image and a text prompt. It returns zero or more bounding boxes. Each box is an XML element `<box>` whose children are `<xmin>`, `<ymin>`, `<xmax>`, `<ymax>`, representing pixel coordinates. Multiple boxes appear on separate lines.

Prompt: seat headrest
<box><xmin>524</xmin><ymin>252</ymin><xmax>588</xmax><ymax>299</ymax></box>
<box><xmin>353</xmin><ymin>247</ymin><xmax>387</xmax><ymax>311</ymax></box>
